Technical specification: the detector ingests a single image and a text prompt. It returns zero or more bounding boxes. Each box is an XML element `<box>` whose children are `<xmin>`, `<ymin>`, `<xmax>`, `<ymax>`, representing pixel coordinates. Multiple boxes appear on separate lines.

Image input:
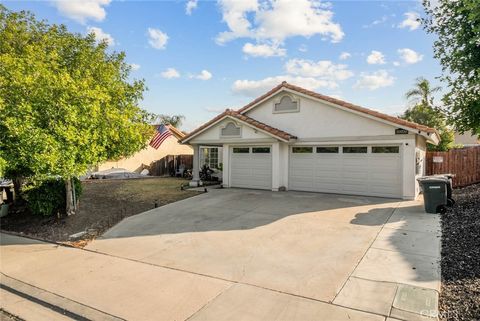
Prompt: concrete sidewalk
<box><xmin>1</xmin><ymin>233</ymin><xmax>384</xmax><ymax>321</ymax></box>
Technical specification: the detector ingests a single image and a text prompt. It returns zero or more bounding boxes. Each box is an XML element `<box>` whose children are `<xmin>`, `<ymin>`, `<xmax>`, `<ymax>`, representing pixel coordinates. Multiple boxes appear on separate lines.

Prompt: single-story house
<box><xmin>181</xmin><ymin>82</ymin><xmax>440</xmax><ymax>200</ymax></box>
<box><xmin>98</xmin><ymin>125</ymin><xmax>193</xmax><ymax>174</ymax></box>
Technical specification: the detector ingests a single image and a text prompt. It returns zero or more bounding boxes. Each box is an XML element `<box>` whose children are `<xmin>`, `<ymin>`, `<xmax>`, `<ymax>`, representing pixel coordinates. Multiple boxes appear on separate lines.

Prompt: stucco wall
<box><xmin>414</xmin><ymin>135</ymin><xmax>428</xmax><ymax>197</ymax></box>
<box><xmin>98</xmin><ymin>136</ymin><xmax>193</xmax><ymax>173</ymax></box>
<box><xmin>246</xmin><ymin>92</ymin><xmax>402</xmax><ymax>139</ymax></box>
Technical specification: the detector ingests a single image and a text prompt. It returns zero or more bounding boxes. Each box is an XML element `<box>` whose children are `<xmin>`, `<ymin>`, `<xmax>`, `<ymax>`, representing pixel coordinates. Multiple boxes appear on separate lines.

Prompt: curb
<box><xmin>0</xmin><ymin>274</ymin><xmax>125</xmax><ymax>321</ymax></box>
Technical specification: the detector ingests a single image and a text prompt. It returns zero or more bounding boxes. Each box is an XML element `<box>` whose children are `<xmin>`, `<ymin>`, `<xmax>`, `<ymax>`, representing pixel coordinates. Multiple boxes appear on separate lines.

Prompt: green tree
<box><xmin>154</xmin><ymin>114</ymin><xmax>185</xmax><ymax>128</ymax></box>
<box><xmin>401</xmin><ymin>78</ymin><xmax>454</xmax><ymax>151</ymax></box>
<box><xmin>0</xmin><ymin>6</ymin><xmax>153</xmax><ymax>214</ymax></box>
<box><xmin>423</xmin><ymin>0</ymin><xmax>480</xmax><ymax>135</ymax></box>
<box><xmin>405</xmin><ymin>77</ymin><xmax>442</xmax><ymax>107</ymax></box>
<box><xmin>402</xmin><ymin>104</ymin><xmax>454</xmax><ymax>151</ymax></box>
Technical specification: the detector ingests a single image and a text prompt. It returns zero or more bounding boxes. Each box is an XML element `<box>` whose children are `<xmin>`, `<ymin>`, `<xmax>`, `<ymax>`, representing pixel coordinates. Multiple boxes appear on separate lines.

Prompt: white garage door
<box><xmin>289</xmin><ymin>145</ymin><xmax>402</xmax><ymax>198</ymax></box>
<box><xmin>230</xmin><ymin>146</ymin><xmax>272</xmax><ymax>190</ymax></box>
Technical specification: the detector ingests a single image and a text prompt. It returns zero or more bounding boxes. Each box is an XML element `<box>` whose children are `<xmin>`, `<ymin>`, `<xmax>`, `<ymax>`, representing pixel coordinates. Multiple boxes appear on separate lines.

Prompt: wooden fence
<box><xmin>149</xmin><ymin>154</ymin><xmax>193</xmax><ymax>176</ymax></box>
<box><xmin>426</xmin><ymin>146</ymin><xmax>480</xmax><ymax>187</ymax></box>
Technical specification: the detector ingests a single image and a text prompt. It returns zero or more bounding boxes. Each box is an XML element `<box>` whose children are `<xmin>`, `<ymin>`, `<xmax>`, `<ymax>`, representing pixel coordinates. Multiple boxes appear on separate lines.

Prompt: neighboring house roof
<box><xmin>180</xmin><ymin>109</ymin><xmax>296</xmax><ymax>143</ymax></box>
<box><xmin>166</xmin><ymin>124</ymin><xmax>186</xmax><ymax>139</ymax></box>
<box><xmin>239</xmin><ymin>81</ymin><xmax>439</xmax><ymax>136</ymax></box>
<box><xmin>454</xmin><ymin>131</ymin><xmax>480</xmax><ymax>146</ymax></box>
<box><xmin>151</xmin><ymin>124</ymin><xmax>185</xmax><ymax>140</ymax></box>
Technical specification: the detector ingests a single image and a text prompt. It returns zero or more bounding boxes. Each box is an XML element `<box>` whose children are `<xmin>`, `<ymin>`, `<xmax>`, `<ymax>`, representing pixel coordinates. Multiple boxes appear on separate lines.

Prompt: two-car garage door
<box><xmin>228</xmin><ymin>144</ymin><xmax>403</xmax><ymax>198</ymax></box>
<box><xmin>289</xmin><ymin>145</ymin><xmax>402</xmax><ymax>198</ymax></box>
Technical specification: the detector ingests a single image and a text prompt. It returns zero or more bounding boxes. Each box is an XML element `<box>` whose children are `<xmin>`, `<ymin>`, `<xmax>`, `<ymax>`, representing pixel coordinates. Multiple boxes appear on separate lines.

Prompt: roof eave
<box><xmin>180</xmin><ymin>114</ymin><xmax>293</xmax><ymax>144</ymax></box>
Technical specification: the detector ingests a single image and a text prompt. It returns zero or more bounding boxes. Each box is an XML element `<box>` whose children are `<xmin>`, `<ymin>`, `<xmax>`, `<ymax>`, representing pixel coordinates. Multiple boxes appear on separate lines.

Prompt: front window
<box><xmin>200</xmin><ymin>147</ymin><xmax>220</xmax><ymax>169</ymax></box>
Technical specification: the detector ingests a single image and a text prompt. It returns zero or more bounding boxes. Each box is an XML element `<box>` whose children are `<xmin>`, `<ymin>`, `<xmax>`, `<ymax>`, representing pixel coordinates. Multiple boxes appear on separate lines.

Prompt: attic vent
<box><xmin>221</xmin><ymin>122</ymin><xmax>241</xmax><ymax>137</ymax></box>
<box><xmin>274</xmin><ymin>95</ymin><xmax>299</xmax><ymax>112</ymax></box>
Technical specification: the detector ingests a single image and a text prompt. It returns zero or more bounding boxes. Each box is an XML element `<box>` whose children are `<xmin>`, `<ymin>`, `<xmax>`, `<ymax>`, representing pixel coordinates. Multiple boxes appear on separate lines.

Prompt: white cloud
<box><xmin>191</xmin><ymin>70</ymin><xmax>213</xmax><ymax>80</ymax></box>
<box><xmin>339</xmin><ymin>52</ymin><xmax>351</xmax><ymax>60</ymax></box>
<box><xmin>130</xmin><ymin>63</ymin><xmax>141</xmax><ymax>71</ymax></box>
<box><xmin>186</xmin><ymin>0</ymin><xmax>198</xmax><ymax>15</ymax></box>
<box><xmin>285</xmin><ymin>59</ymin><xmax>353</xmax><ymax>81</ymax></box>
<box><xmin>354</xmin><ymin>70</ymin><xmax>395</xmax><ymax>90</ymax></box>
<box><xmin>363</xmin><ymin>15</ymin><xmax>387</xmax><ymax>28</ymax></box>
<box><xmin>87</xmin><ymin>27</ymin><xmax>115</xmax><ymax>46</ymax></box>
<box><xmin>232</xmin><ymin>75</ymin><xmax>337</xmax><ymax>97</ymax></box>
<box><xmin>160</xmin><ymin>68</ymin><xmax>180</xmax><ymax>79</ymax></box>
<box><xmin>397</xmin><ymin>48</ymin><xmax>423</xmax><ymax>64</ymax></box>
<box><xmin>148</xmin><ymin>28</ymin><xmax>169</xmax><ymax>50</ymax></box>
<box><xmin>52</xmin><ymin>0</ymin><xmax>111</xmax><ymax>24</ymax></box>
<box><xmin>366</xmin><ymin>50</ymin><xmax>386</xmax><ymax>65</ymax></box>
<box><xmin>216</xmin><ymin>0</ymin><xmax>344</xmax><ymax>45</ymax></box>
<box><xmin>398</xmin><ymin>12</ymin><xmax>421</xmax><ymax>31</ymax></box>
<box><xmin>216</xmin><ymin>0</ymin><xmax>258</xmax><ymax>43</ymax></box>
<box><xmin>242</xmin><ymin>42</ymin><xmax>286</xmax><ymax>57</ymax></box>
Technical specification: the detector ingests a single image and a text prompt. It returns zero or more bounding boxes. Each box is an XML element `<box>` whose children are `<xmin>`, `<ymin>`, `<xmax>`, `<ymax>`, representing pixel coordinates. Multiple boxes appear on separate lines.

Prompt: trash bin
<box><xmin>432</xmin><ymin>174</ymin><xmax>455</xmax><ymax>206</ymax></box>
<box><xmin>417</xmin><ymin>177</ymin><xmax>448</xmax><ymax>214</ymax></box>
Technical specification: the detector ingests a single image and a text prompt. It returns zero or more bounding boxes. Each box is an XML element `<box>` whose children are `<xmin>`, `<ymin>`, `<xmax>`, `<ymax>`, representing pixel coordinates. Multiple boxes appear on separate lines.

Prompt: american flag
<box><xmin>149</xmin><ymin>124</ymin><xmax>172</xmax><ymax>149</ymax></box>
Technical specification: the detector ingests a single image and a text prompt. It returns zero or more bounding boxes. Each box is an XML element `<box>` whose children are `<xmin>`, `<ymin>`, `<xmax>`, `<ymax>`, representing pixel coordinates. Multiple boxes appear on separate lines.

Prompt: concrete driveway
<box><xmin>86</xmin><ymin>188</ymin><xmax>441</xmax><ymax>320</ymax></box>
<box><xmin>1</xmin><ymin>188</ymin><xmax>441</xmax><ymax>321</ymax></box>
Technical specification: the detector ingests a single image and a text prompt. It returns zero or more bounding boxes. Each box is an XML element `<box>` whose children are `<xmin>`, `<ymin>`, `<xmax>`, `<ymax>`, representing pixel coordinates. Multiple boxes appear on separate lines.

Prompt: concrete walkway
<box><xmin>0</xmin><ymin>189</ymin><xmax>441</xmax><ymax>321</ymax></box>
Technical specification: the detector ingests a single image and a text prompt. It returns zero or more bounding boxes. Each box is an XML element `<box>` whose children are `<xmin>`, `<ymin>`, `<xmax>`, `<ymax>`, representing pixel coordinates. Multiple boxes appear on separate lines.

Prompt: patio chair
<box><xmin>175</xmin><ymin>164</ymin><xmax>186</xmax><ymax>177</ymax></box>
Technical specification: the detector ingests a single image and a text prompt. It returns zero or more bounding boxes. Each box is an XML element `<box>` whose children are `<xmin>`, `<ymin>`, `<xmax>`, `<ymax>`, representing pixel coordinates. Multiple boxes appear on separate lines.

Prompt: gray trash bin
<box><xmin>432</xmin><ymin>174</ymin><xmax>455</xmax><ymax>206</ymax></box>
<box><xmin>417</xmin><ymin>177</ymin><xmax>448</xmax><ymax>214</ymax></box>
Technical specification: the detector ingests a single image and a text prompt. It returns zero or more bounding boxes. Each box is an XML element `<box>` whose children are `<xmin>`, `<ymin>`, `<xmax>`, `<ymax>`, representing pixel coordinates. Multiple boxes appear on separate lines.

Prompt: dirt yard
<box><xmin>439</xmin><ymin>183</ymin><xmax>480</xmax><ymax>321</ymax></box>
<box><xmin>0</xmin><ymin>177</ymin><xmax>199</xmax><ymax>246</ymax></box>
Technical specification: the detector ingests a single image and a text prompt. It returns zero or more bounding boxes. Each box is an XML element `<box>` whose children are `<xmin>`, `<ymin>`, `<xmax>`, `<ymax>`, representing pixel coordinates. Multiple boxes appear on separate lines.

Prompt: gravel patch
<box><xmin>439</xmin><ymin>183</ymin><xmax>480</xmax><ymax>321</ymax></box>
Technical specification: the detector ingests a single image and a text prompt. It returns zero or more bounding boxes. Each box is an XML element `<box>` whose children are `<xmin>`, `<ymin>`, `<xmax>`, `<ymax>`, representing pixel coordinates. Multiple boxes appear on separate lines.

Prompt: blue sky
<box><xmin>4</xmin><ymin>0</ymin><xmax>443</xmax><ymax>131</ymax></box>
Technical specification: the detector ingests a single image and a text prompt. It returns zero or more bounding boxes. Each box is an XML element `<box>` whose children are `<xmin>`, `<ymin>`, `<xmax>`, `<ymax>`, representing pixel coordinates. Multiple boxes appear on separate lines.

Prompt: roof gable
<box><xmin>180</xmin><ymin>109</ymin><xmax>296</xmax><ymax>143</ymax></box>
<box><xmin>238</xmin><ymin>82</ymin><xmax>439</xmax><ymax>143</ymax></box>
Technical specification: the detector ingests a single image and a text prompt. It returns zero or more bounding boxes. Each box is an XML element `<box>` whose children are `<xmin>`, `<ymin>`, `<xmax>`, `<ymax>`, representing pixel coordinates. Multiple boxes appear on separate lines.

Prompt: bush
<box><xmin>22</xmin><ymin>178</ymin><xmax>82</xmax><ymax>216</ymax></box>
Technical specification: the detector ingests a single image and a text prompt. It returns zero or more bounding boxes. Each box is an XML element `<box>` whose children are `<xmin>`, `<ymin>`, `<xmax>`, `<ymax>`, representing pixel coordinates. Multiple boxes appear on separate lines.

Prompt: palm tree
<box><xmin>154</xmin><ymin>114</ymin><xmax>185</xmax><ymax>128</ymax></box>
<box><xmin>405</xmin><ymin>77</ymin><xmax>441</xmax><ymax>107</ymax></box>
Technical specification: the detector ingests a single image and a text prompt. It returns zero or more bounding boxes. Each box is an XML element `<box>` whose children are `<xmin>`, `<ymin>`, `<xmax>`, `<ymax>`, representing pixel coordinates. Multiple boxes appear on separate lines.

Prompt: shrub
<box><xmin>22</xmin><ymin>178</ymin><xmax>82</xmax><ymax>216</ymax></box>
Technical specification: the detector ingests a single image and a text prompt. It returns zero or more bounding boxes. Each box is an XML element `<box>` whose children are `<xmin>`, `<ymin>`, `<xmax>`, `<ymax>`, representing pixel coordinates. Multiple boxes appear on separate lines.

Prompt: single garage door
<box><xmin>289</xmin><ymin>145</ymin><xmax>402</xmax><ymax>198</ymax></box>
<box><xmin>230</xmin><ymin>146</ymin><xmax>272</xmax><ymax>190</ymax></box>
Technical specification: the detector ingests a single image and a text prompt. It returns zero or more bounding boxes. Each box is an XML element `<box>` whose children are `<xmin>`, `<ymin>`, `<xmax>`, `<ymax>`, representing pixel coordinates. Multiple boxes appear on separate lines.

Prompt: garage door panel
<box><xmin>289</xmin><ymin>146</ymin><xmax>402</xmax><ymax>198</ymax></box>
<box><xmin>342</xmin><ymin>171</ymin><xmax>369</xmax><ymax>180</ymax></box>
<box><xmin>230</xmin><ymin>147</ymin><xmax>272</xmax><ymax>190</ymax></box>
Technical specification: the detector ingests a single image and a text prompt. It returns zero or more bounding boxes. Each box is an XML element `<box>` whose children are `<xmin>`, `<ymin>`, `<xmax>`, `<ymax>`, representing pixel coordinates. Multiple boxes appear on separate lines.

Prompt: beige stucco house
<box><xmin>98</xmin><ymin>125</ymin><xmax>193</xmax><ymax>173</ymax></box>
<box><xmin>181</xmin><ymin>82</ymin><xmax>440</xmax><ymax>200</ymax></box>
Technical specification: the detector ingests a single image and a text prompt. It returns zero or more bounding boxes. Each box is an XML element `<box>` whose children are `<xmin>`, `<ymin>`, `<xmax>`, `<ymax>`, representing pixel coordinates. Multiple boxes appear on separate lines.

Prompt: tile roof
<box><xmin>166</xmin><ymin>124</ymin><xmax>186</xmax><ymax>139</ymax></box>
<box><xmin>180</xmin><ymin>109</ymin><xmax>296</xmax><ymax>143</ymax></box>
<box><xmin>238</xmin><ymin>81</ymin><xmax>438</xmax><ymax>135</ymax></box>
